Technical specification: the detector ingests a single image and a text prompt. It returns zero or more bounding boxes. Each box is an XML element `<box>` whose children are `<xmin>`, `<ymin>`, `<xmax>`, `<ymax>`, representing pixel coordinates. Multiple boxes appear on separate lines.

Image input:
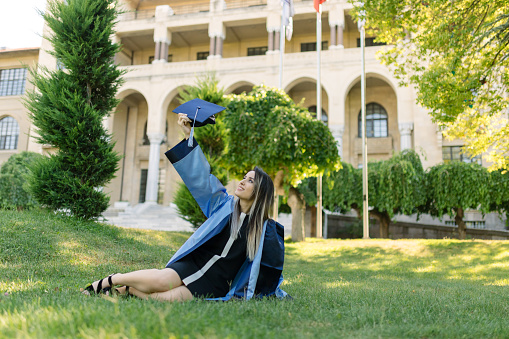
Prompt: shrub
<box><xmin>0</xmin><ymin>152</ymin><xmax>44</xmax><ymax>210</ymax></box>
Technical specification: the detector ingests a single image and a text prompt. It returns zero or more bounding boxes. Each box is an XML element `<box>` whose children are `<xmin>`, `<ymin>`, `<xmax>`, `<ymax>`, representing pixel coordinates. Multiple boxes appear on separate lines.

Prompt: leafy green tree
<box><xmin>322</xmin><ymin>161</ymin><xmax>362</xmax><ymax>216</ymax></box>
<box><xmin>424</xmin><ymin>161</ymin><xmax>491</xmax><ymax>239</ymax></box>
<box><xmin>173</xmin><ymin>73</ymin><xmax>229</xmax><ymax>228</ymax></box>
<box><xmin>488</xmin><ymin>169</ymin><xmax>509</xmax><ymax>217</ymax></box>
<box><xmin>24</xmin><ymin>0</ymin><xmax>124</xmax><ymax>219</ymax></box>
<box><xmin>0</xmin><ymin>152</ymin><xmax>44</xmax><ymax>210</ymax></box>
<box><xmin>323</xmin><ymin>150</ymin><xmax>424</xmax><ymax>238</ymax></box>
<box><xmin>223</xmin><ymin>85</ymin><xmax>341</xmax><ymax>241</ymax></box>
<box><xmin>355</xmin><ymin>0</ymin><xmax>509</xmax><ymax>170</ymax></box>
<box><xmin>368</xmin><ymin>150</ymin><xmax>426</xmax><ymax>238</ymax></box>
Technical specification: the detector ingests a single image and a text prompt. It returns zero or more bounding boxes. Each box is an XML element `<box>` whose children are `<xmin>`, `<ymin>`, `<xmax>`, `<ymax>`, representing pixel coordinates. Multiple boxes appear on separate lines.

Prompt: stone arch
<box><xmin>343</xmin><ymin>73</ymin><xmax>399</xmax><ymax>166</ymax></box>
<box><xmin>107</xmin><ymin>89</ymin><xmax>149</xmax><ymax>205</ymax></box>
<box><xmin>342</xmin><ymin>71</ymin><xmax>398</xmax><ymax>100</ymax></box>
<box><xmin>225</xmin><ymin>81</ymin><xmax>255</xmax><ymax>95</ymax></box>
<box><xmin>285</xmin><ymin>77</ymin><xmax>329</xmax><ymax>124</ymax></box>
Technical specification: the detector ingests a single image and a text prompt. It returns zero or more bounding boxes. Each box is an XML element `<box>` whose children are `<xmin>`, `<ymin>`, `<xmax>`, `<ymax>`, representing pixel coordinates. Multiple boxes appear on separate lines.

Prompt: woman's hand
<box><xmin>177</xmin><ymin>113</ymin><xmax>192</xmax><ymax>139</ymax></box>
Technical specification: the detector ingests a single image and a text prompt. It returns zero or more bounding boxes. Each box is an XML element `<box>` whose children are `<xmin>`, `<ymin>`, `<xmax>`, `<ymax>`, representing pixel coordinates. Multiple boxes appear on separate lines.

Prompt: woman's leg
<box><xmin>87</xmin><ymin>268</ymin><xmax>182</xmax><ymax>294</ymax></box>
<box><xmin>116</xmin><ymin>285</ymin><xmax>193</xmax><ymax>302</ymax></box>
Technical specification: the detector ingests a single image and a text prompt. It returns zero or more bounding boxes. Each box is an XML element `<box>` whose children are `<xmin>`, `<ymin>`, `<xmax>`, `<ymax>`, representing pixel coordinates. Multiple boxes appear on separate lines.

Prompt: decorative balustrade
<box><xmin>118</xmin><ymin>9</ymin><xmax>155</xmax><ymax>21</ymax></box>
<box><xmin>225</xmin><ymin>0</ymin><xmax>266</xmax><ymax>10</ymax></box>
<box><xmin>119</xmin><ymin>1</ymin><xmax>272</xmax><ymax>21</ymax></box>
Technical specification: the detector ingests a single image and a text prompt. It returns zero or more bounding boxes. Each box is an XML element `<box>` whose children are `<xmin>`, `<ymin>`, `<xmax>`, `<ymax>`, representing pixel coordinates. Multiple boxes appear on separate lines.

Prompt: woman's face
<box><xmin>235</xmin><ymin>170</ymin><xmax>256</xmax><ymax>201</ymax></box>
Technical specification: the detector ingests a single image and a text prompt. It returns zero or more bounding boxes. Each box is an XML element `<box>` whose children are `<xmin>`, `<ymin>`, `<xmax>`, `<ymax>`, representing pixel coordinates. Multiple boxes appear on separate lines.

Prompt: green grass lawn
<box><xmin>1</xmin><ymin>209</ymin><xmax>509</xmax><ymax>338</ymax></box>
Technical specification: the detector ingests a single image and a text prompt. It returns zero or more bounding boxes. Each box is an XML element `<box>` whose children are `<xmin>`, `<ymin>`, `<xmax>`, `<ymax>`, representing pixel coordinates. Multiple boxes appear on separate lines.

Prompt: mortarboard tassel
<box><xmin>188</xmin><ymin>106</ymin><xmax>201</xmax><ymax>147</ymax></box>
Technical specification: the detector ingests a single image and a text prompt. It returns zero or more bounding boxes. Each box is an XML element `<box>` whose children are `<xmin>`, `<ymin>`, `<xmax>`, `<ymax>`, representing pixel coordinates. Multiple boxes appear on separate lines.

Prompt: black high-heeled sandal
<box><xmin>109</xmin><ymin>285</ymin><xmax>133</xmax><ymax>298</ymax></box>
<box><xmin>119</xmin><ymin>285</ymin><xmax>134</xmax><ymax>298</ymax></box>
<box><xmin>84</xmin><ymin>274</ymin><xmax>116</xmax><ymax>295</ymax></box>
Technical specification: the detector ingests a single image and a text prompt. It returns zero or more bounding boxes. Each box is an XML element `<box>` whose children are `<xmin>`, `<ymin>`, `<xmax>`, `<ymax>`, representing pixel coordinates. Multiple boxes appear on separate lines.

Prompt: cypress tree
<box><xmin>24</xmin><ymin>0</ymin><xmax>124</xmax><ymax>219</ymax></box>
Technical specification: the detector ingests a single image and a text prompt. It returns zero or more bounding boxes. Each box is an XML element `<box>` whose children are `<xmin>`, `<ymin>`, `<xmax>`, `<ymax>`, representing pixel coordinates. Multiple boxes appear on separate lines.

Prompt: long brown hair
<box><xmin>230</xmin><ymin>166</ymin><xmax>274</xmax><ymax>260</ymax></box>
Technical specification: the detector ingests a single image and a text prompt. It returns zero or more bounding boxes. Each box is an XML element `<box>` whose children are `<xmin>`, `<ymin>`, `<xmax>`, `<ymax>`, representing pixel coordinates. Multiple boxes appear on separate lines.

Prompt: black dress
<box><xmin>168</xmin><ymin>213</ymin><xmax>249</xmax><ymax>298</ymax></box>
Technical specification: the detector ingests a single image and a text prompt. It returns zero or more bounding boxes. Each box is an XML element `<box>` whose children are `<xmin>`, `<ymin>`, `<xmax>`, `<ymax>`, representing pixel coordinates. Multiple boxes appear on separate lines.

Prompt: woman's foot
<box><xmin>82</xmin><ymin>273</ymin><xmax>117</xmax><ymax>295</ymax></box>
<box><xmin>114</xmin><ymin>285</ymin><xmax>133</xmax><ymax>297</ymax></box>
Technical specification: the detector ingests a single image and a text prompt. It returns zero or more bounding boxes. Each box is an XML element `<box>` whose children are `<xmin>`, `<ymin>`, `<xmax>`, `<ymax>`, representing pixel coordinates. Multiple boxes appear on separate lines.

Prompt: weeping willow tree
<box><xmin>24</xmin><ymin>0</ymin><xmax>124</xmax><ymax>219</ymax></box>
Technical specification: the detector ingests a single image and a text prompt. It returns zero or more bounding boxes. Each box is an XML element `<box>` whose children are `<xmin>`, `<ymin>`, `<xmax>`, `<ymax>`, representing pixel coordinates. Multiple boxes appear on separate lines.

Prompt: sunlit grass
<box><xmin>1</xmin><ymin>209</ymin><xmax>509</xmax><ymax>338</ymax></box>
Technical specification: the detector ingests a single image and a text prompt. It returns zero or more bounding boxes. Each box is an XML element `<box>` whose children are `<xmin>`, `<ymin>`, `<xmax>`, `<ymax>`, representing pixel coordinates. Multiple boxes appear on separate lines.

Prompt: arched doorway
<box><xmin>108</xmin><ymin>91</ymin><xmax>149</xmax><ymax>205</ymax></box>
<box><xmin>344</xmin><ymin>76</ymin><xmax>398</xmax><ymax>167</ymax></box>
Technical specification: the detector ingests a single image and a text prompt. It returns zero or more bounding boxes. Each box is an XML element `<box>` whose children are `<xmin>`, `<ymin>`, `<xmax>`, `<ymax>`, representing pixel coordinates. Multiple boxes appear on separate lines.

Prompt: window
<box><xmin>0</xmin><ymin>116</ymin><xmax>20</xmax><ymax>150</ymax></box>
<box><xmin>356</xmin><ymin>37</ymin><xmax>386</xmax><ymax>47</ymax></box>
<box><xmin>148</xmin><ymin>55</ymin><xmax>173</xmax><ymax>64</ymax></box>
<box><xmin>358</xmin><ymin>103</ymin><xmax>388</xmax><ymax>138</ymax></box>
<box><xmin>139</xmin><ymin>169</ymin><xmax>148</xmax><ymax>203</ymax></box>
<box><xmin>300</xmin><ymin>41</ymin><xmax>328</xmax><ymax>52</ymax></box>
<box><xmin>442</xmin><ymin>146</ymin><xmax>482</xmax><ymax>165</ymax></box>
<box><xmin>308</xmin><ymin>106</ymin><xmax>328</xmax><ymax>124</ymax></box>
<box><xmin>0</xmin><ymin>68</ymin><xmax>27</xmax><ymax>96</ymax></box>
<box><xmin>247</xmin><ymin>46</ymin><xmax>268</xmax><ymax>56</ymax></box>
<box><xmin>139</xmin><ymin>168</ymin><xmax>164</xmax><ymax>204</ymax></box>
<box><xmin>197</xmin><ymin>52</ymin><xmax>209</xmax><ymax>60</ymax></box>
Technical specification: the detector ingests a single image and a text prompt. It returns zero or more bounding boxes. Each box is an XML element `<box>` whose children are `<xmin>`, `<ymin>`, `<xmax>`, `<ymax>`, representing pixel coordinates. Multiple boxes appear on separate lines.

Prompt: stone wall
<box><xmin>325</xmin><ymin>214</ymin><xmax>509</xmax><ymax>240</ymax></box>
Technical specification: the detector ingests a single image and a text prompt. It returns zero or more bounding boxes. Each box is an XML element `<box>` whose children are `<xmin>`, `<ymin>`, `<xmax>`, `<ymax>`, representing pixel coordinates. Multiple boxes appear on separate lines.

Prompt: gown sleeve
<box><xmin>165</xmin><ymin>137</ymin><xmax>229</xmax><ymax>218</ymax></box>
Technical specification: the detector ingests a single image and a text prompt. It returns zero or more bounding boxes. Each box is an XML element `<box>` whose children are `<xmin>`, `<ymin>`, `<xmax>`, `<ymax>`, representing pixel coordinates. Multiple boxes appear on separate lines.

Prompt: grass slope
<box><xmin>1</xmin><ymin>209</ymin><xmax>509</xmax><ymax>338</ymax></box>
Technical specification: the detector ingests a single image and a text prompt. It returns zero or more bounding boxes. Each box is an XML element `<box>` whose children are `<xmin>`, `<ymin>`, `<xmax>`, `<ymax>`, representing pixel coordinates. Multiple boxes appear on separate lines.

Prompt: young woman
<box><xmin>84</xmin><ymin>113</ymin><xmax>287</xmax><ymax>301</ymax></box>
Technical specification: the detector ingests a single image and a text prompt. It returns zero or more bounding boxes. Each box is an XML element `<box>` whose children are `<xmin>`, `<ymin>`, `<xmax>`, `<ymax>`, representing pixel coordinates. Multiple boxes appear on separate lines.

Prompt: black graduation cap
<box><xmin>172</xmin><ymin>98</ymin><xmax>226</xmax><ymax>147</ymax></box>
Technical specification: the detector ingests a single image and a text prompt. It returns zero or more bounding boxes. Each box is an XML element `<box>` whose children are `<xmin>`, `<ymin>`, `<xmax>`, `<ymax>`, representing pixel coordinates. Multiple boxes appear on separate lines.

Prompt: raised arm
<box><xmin>165</xmin><ymin>114</ymin><xmax>230</xmax><ymax>218</ymax></box>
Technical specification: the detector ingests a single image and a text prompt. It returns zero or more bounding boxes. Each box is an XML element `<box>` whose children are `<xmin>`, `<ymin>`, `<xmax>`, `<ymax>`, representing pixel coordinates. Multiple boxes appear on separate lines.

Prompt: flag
<box><xmin>314</xmin><ymin>0</ymin><xmax>326</xmax><ymax>12</ymax></box>
<box><xmin>281</xmin><ymin>0</ymin><xmax>294</xmax><ymax>40</ymax></box>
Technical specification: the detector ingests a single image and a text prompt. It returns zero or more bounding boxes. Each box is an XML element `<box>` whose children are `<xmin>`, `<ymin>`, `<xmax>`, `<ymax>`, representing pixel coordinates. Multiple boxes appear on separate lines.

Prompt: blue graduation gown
<box><xmin>164</xmin><ymin>138</ymin><xmax>288</xmax><ymax>300</ymax></box>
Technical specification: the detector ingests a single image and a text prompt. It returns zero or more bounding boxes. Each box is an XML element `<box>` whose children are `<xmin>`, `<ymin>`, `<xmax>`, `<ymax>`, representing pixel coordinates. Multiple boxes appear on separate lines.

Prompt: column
<box><xmin>160</xmin><ymin>40</ymin><xmax>169</xmax><ymax>62</ymax></box>
<box><xmin>209</xmin><ymin>19</ymin><xmax>225</xmax><ymax>59</ymax></box>
<box><xmin>399</xmin><ymin>123</ymin><xmax>414</xmax><ymax>150</ymax></box>
<box><xmin>330</xmin><ymin>124</ymin><xmax>345</xmax><ymax>157</ymax></box>
<box><xmin>330</xmin><ymin>25</ymin><xmax>336</xmax><ymax>46</ymax></box>
<box><xmin>215</xmin><ymin>35</ymin><xmax>224</xmax><ymax>57</ymax></box>
<box><xmin>274</xmin><ymin>30</ymin><xmax>280</xmax><ymax>51</ymax></box>
<box><xmin>337</xmin><ymin>24</ymin><xmax>344</xmax><ymax>48</ymax></box>
<box><xmin>153</xmin><ymin>5</ymin><xmax>173</xmax><ymax>64</ymax></box>
<box><xmin>329</xmin><ymin>5</ymin><xmax>345</xmax><ymax>49</ymax></box>
<box><xmin>209</xmin><ymin>36</ymin><xmax>216</xmax><ymax>56</ymax></box>
<box><xmin>268</xmin><ymin>30</ymin><xmax>274</xmax><ymax>51</ymax></box>
<box><xmin>153</xmin><ymin>42</ymin><xmax>161</xmax><ymax>63</ymax></box>
<box><xmin>145</xmin><ymin>133</ymin><xmax>165</xmax><ymax>203</ymax></box>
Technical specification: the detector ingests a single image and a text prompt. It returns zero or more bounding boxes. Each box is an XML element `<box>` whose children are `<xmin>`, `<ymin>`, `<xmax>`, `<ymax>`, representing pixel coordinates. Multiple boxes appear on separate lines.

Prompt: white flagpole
<box><xmin>276</xmin><ymin>12</ymin><xmax>286</xmax><ymax>221</ymax></box>
<box><xmin>316</xmin><ymin>4</ymin><xmax>323</xmax><ymax>238</ymax></box>
<box><xmin>358</xmin><ymin>4</ymin><xmax>369</xmax><ymax>239</ymax></box>
<box><xmin>279</xmin><ymin>22</ymin><xmax>285</xmax><ymax>89</ymax></box>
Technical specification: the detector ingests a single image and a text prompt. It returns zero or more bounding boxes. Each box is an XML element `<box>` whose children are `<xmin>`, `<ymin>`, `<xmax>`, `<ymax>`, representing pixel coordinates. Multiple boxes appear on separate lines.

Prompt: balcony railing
<box><xmin>225</xmin><ymin>0</ymin><xmax>266</xmax><ymax>10</ymax></box>
<box><xmin>119</xmin><ymin>9</ymin><xmax>155</xmax><ymax>21</ymax></box>
<box><xmin>119</xmin><ymin>1</ymin><xmax>269</xmax><ymax>21</ymax></box>
<box><xmin>170</xmin><ymin>3</ymin><xmax>210</xmax><ymax>15</ymax></box>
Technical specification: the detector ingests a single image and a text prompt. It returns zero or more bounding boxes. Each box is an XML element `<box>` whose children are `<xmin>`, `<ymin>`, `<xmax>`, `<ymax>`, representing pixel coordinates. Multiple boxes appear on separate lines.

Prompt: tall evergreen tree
<box><xmin>24</xmin><ymin>0</ymin><xmax>124</xmax><ymax>219</ymax></box>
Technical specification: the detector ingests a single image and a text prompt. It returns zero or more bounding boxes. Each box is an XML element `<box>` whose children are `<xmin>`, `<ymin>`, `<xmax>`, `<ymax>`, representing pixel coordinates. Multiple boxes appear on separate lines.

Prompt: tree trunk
<box><xmin>288</xmin><ymin>186</ymin><xmax>305</xmax><ymax>242</ymax></box>
<box><xmin>310</xmin><ymin>206</ymin><xmax>317</xmax><ymax>237</ymax></box>
<box><xmin>379</xmin><ymin>215</ymin><xmax>390</xmax><ymax>239</ymax></box>
<box><xmin>371</xmin><ymin>211</ymin><xmax>391</xmax><ymax>238</ymax></box>
<box><xmin>455</xmin><ymin>207</ymin><xmax>466</xmax><ymax>240</ymax></box>
<box><xmin>272</xmin><ymin>170</ymin><xmax>285</xmax><ymax>219</ymax></box>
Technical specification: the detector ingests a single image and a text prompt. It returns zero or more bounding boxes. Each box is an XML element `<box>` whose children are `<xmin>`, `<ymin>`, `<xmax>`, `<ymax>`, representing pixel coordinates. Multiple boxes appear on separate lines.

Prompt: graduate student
<box><xmin>83</xmin><ymin>99</ymin><xmax>287</xmax><ymax>301</ymax></box>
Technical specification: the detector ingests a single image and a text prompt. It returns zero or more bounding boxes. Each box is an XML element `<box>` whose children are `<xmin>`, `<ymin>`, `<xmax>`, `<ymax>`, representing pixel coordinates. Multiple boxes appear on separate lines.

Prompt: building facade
<box><xmin>0</xmin><ymin>0</ymin><xmax>502</xmax><ymax>229</ymax></box>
